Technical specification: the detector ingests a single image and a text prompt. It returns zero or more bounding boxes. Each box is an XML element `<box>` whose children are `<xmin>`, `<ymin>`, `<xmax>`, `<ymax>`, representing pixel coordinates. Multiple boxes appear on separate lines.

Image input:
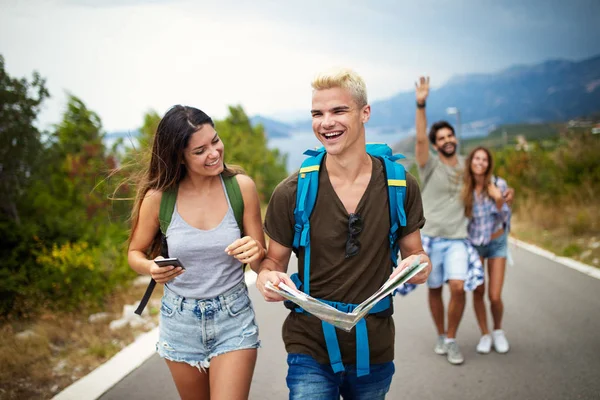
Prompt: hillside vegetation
<box><xmin>492</xmin><ymin>127</ymin><xmax>600</xmax><ymax>264</ymax></box>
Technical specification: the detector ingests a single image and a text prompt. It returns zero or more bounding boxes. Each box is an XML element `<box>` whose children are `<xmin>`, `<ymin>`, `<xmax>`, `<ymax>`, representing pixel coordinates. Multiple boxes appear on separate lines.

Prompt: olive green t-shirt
<box><xmin>264</xmin><ymin>155</ymin><xmax>425</xmax><ymax>365</ymax></box>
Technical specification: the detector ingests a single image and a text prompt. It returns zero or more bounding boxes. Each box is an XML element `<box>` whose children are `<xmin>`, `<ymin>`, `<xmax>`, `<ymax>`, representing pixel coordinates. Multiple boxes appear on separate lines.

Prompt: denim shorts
<box><xmin>427</xmin><ymin>238</ymin><xmax>469</xmax><ymax>289</ymax></box>
<box><xmin>156</xmin><ymin>280</ymin><xmax>260</xmax><ymax>370</ymax></box>
<box><xmin>286</xmin><ymin>353</ymin><xmax>394</xmax><ymax>400</ymax></box>
<box><xmin>473</xmin><ymin>232</ymin><xmax>508</xmax><ymax>259</ymax></box>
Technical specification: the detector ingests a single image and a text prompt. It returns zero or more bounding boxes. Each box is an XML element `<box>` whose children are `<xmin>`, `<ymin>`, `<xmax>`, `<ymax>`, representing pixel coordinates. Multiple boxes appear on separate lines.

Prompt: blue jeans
<box><xmin>473</xmin><ymin>232</ymin><xmax>508</xmax><ymax>259</ymax></box>
<box><xmin>286</xmin><ymin>353</ymin><xmax>394</xmax><ymax>400</ymax></box>
<box><xmin>157</xmin><ymin>280</ymin><xmax>260</xmax><ymax>370</ymax></box>
<box><xmin>427</xmin><ymin>238</ymin><xmax>469</xmax><ymax>289</ymax></box>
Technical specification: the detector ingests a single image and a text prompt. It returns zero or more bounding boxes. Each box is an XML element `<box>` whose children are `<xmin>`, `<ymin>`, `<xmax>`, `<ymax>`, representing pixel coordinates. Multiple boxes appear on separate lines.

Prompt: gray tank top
<box><xmin>165</xmin><ymin>176</ymin><xmax>243</xmax><ymax>299</ymax></box>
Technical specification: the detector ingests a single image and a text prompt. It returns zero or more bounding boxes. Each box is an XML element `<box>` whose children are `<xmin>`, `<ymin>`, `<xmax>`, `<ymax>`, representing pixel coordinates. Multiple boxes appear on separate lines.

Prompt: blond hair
<box><xmin>311</xmin><ymin>68</ymin><xmax>368</xmax><ymax>107</ymax></box>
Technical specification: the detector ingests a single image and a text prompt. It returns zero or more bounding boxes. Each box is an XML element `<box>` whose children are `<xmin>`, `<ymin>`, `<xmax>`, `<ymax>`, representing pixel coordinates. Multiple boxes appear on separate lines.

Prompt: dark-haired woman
<box><xmin>128</xmin><ymin>105</ymin><xmax>265</xmax><ymax>399</ymax></box>
<box><xmin>462</xmin><ymin>146</ymin><xmax>512</xmax><ymax>355</ymax></box>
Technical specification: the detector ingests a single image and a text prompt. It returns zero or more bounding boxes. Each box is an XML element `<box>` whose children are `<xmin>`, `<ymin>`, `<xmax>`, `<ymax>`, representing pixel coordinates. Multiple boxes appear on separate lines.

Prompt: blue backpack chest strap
<box><xmin>290</xmin><ymin>145</ymin><xmax>408</xmax><ymax>377</ymax></box>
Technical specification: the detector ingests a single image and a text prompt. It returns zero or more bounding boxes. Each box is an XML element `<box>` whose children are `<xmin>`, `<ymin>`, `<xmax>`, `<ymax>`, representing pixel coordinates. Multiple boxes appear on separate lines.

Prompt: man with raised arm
<box><xmin>414</xmin><ymin>77</ymin><xmax>513</xmax><ymax>365</ymax></box>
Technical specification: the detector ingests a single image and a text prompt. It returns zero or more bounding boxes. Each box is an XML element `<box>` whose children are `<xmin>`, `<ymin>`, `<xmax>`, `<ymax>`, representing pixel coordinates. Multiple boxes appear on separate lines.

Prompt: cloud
<box><xmin>1</xmin><ymin>0</ymin><xmax>598</xmax><ymax>130</ymax></box>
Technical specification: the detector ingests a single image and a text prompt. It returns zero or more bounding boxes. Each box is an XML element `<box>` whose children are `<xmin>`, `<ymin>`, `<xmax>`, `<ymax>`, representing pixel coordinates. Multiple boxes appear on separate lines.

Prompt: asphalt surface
<box><xmin>101</xmin><ymin>244</ymin><xmax>600</xmax><ymax>400</ymax></box>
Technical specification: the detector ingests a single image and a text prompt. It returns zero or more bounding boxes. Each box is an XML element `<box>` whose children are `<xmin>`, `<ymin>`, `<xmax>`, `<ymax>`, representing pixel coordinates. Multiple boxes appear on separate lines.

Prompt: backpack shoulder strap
<box><xmin>159</xmin><ymin>186</ymin><xmax>178</xmax><ymax>234</ymax></box>
<box><xmin>380</xmin><ymin>157</ymin><xmax>408</xmax><ymax>268</ymax></box>
<box><xmin>292</xmin><ymin>149</ymin><xmax>326</xmax><ymax>295</ymax></box>
<box><xmin>365</xmin><ymin>143</ymin><xmax>406</xmax><ymax>162</ymax></box>
<box><xmin>223</xmin><ymin>174</ymin><xmax>244</xmax><ymax>235</ymax></box>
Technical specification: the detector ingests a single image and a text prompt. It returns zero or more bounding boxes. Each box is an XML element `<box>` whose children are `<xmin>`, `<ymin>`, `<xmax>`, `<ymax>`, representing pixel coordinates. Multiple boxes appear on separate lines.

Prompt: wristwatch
<box><xmin>417</xmin><ymin>101</ymin><xmax>426</xmax><ymax>109</ymax></box>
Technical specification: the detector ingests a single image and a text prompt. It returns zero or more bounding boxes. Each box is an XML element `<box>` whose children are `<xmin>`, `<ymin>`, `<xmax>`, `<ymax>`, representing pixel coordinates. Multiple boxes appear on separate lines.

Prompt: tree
<box><xmin>139</xmin><ymin>110</ymin><xmax>160</xmax><ymax>151</ymax></box>
<box><xmin>216</xmin><ymin>105</ymin><xmax>288</xmax><ymax>201</ymax></box>
<box><xmin>0</xmin><ymin>55</ymin><xmax>49</xmax><ymax>224</ymax></box>
<box><xmin>35</xmin><ymin>94</ymin><xmax>120</xmax><ymax>241</ymax></box>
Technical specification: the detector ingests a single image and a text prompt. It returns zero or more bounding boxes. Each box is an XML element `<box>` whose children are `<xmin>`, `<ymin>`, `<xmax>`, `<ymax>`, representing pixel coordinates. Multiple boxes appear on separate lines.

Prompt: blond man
<box><xmin>256</xmin><ymin>68</ymin><xmax>431</xmax><ymax>399</ymax></box>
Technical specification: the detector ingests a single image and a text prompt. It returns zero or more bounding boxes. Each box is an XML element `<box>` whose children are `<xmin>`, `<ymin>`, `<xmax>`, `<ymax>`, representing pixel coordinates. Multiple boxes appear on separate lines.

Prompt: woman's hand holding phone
<box><xmin>150</xmin><ymin>257</ymin><xmax>185</xmax><ymax>284</ymax></box>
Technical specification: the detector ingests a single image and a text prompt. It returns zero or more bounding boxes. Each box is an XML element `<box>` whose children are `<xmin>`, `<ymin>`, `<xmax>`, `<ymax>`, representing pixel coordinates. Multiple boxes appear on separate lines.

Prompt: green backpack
<box><xmin>134</xmin><ymin>174</ymin><xmax>244</xmax><ymax>315</ymax></box>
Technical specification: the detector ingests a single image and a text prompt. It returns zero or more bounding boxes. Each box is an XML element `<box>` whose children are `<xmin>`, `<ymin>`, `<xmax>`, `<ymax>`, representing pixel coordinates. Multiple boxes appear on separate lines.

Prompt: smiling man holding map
<box><xmin>255</xmin><ymin>67</ymin><xmax>431</xmax><ymax>399</ymax></box>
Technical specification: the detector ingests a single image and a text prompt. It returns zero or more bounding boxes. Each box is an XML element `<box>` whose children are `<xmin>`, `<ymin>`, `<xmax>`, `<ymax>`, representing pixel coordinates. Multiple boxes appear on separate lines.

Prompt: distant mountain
<box><xmin>255</xmin><ymin>53</ymin><xmax>600</xmax><ymax>137</ymax></box>
<box><xmin>371</xmin><ymin>54</ymin><xmax>600</xmax><ymax>133</ymax></box>
<box><xmin>250</xmin><ymin>115</ymin><xmax>294</xmax><ymax>138</ymax></box>
<box><xmin>104</xmin><ymin>130</ymin><xmax>140</xmax><ymax>140</ymax></box>
<box><xmin>103</xmin><ymin>129</ymin><xmax>140</xmax><ymax>148</ymax></box>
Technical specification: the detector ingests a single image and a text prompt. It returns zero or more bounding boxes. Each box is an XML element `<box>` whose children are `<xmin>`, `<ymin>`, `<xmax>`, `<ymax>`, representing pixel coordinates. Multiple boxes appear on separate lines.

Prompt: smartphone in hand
<box><xmin>155</xmin><ymin>257</ymin><xmax>186</xmax><ymax>270</ymax></box>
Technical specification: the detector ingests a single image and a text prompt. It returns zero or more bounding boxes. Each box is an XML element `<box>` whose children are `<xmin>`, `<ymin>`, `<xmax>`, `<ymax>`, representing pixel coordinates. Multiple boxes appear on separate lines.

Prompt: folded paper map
<box><xmin>266</xmin><ymin>257</ymin><xmax>428</xmax><ymax>332</ymax></box>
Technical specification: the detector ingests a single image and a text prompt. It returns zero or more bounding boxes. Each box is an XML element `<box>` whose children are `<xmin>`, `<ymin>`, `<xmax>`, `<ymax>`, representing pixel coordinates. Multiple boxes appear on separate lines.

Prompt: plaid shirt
<box><xmin>468</xmin><ymin>176</ymin><xmax>511</xmax><ymax>246</ymax></box>
<box><xmin>395</xmin><ymin>234</ymin><xmax>484</xmax><ymax>296</ymax></box>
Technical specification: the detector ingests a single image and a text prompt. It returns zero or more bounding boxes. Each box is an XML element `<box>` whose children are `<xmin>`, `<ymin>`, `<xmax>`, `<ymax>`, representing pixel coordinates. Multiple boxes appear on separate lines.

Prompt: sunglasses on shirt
<box><xmin>345</xmin><ymin>213</ymin><xmax>363</xmax><ymax>259</ymax></box>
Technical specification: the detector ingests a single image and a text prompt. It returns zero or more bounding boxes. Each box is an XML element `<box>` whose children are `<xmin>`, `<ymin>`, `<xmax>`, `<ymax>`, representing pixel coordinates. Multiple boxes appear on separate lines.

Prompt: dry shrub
<box><xmin>0</xmin><ymin>281</ymin><xmax>161</xmax><ymax>399</ymax></box>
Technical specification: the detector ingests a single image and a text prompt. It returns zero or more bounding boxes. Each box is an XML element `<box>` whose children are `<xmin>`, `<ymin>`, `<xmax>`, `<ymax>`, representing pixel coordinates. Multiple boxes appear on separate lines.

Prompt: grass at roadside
<box><xmin>0</xmin><ymin>281</ymin><xmax>162</xmax><ymax>400</ymax></box>
<box><xmin>511</xmin><ymin>209</ymin><xmax>600</xmax><ymax>269</ymax></box>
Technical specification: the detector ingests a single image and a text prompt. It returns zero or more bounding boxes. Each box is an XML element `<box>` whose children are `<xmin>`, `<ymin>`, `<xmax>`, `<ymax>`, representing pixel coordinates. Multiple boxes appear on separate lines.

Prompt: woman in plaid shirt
<box><xmin>462</xmin><ymin>146</ymin><xmax>512</xmax><ymax>355</ymax></box>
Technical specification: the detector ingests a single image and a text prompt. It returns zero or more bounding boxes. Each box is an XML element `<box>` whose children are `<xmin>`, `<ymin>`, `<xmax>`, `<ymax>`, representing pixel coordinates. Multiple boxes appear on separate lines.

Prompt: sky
<box><xmin>1</xmin><ymin>0</ymin><xmax>599</xmax><ymax>132</ymax></box>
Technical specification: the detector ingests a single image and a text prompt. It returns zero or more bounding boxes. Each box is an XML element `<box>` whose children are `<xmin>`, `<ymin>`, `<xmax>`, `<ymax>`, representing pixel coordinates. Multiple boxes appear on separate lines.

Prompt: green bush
<box><xmin>0</xmin><ymin>218</ymin><xmax>41</xmax><ymax>316</ymax></box>
<box><xmin>0</xmin><ymin>217</ymin><xmax>134</xmax><ymax>316</ymax></box>
<box><xmin>494</xmin><ymin>131</ymin><xmax>600</xmax><ymax>210</ymax></box>
<box><xmin>34</xmin><ymin>230</ymin><xmax>134</xmax><ymax>312</ymax></box>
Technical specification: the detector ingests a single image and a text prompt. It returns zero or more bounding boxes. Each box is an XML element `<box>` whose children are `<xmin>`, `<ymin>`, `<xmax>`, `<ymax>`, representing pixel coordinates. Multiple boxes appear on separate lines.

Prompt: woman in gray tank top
<box><xmin>127</xmin><ymin>105</ymin><xmax>266</xmax><ymax>399</ymax></box>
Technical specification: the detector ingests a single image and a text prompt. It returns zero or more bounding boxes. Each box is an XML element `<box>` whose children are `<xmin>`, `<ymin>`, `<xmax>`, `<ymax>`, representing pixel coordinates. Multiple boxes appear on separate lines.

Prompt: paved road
<box><xmin>101</xmin><ymin>244</ymin><xmax>600</xmax><ymax>400</ymax></box>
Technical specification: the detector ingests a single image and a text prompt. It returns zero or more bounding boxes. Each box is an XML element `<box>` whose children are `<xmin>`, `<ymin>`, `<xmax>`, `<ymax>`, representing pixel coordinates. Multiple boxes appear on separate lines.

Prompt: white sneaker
<box><xmin>434</xmin><ymin>335</ymin><xmax>447</xmax><ymax>355</ymax></box>
<box><xmin>492</xmin><ymin>329</ymin><xmax>510</xmax><ymax>353</ymax></box>
<box><xmin>445</xmin><ymin>340</ymin><xmax>465</xmax><ymax>365</ymax></box>
<box><xmin>476</xmin><ymin>334</ymin><xmax>492</xmax><ymax>354</ymax></box>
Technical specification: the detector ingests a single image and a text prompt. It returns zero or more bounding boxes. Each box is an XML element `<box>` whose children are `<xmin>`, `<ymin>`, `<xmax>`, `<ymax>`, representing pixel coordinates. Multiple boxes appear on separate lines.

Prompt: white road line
<box><xmin>509</xmin><ymin>237</ymin><xmax>600</xmax><ymax>280</ymax></box>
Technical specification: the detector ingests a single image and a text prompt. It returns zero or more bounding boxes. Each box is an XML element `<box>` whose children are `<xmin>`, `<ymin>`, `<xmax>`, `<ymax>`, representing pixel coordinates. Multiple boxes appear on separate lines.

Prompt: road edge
<box><xmin>509</xmin><ymin>237</ymin><xmax>600</xmax><ymax>280</ymax></box>
<box><xmin>52</xmin><ymin>271</ymin><xmax>258</xmax><ymax>400</ymax></box>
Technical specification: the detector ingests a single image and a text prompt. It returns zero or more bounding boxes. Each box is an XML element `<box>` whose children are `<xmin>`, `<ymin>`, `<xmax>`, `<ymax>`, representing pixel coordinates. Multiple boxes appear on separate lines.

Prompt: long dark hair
<box><xmin>129</xmin><ymin>105</ymin><xmax>243</xmax><ymax>256</ymax></box>
<box><xmin>461</xmin><ymin>146</ymin><xmax>494</xmax><ymax>218</ymax></box>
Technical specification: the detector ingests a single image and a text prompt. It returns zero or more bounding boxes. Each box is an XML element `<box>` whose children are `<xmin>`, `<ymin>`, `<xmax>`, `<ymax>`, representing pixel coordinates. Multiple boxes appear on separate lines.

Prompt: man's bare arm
<box><xmin>392</xmin><ymin>230</ymin><xmax>431</xmax><ymax>284</ymax></box>
<box><xmin>415</xmin><ymin>76</ymin><xmax>430</xmax><ymax>168</ymax></box>
<box><xmin>256</xmin><ymin>239</ymin><xmax>296</xmax><ymax>302</ymax></box>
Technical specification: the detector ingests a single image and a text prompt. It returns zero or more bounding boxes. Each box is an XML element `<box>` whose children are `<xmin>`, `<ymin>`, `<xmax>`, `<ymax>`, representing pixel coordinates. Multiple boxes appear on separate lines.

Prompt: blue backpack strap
<box><xmin>355</xmin><ymin>319</ymin><xmax>370</xmax><ymax>376</ymax></box>
<box><xmin>365</xmin><ymin>143</ymin><xmax>406</xmax><ymax>161</ymax></box>
<box><xmin>322</xmin><ymin>318</ymin><xmax>373</xmax><ymax>377</ymax></box>
<box><xmin>322</xmin><ymin>322</ymin><xmax>344</xmax><ymax>374</ymax></box>
<box><xmin>381</xmin><ymin>157</ymin><xmax>407</xmax><ymax>268</ymax></box>
<box><xmin>292</xmin><ymin>149</ymin><xmax>325</xmax><ymax>295</ymax></box>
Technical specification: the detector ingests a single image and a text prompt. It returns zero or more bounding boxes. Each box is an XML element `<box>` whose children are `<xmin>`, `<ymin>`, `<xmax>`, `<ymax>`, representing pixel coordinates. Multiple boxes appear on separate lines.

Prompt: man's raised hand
<box><xmin>415</xmin><ymin>76</ymin><xmax>430</xmax><ymax>104</ymax></box>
